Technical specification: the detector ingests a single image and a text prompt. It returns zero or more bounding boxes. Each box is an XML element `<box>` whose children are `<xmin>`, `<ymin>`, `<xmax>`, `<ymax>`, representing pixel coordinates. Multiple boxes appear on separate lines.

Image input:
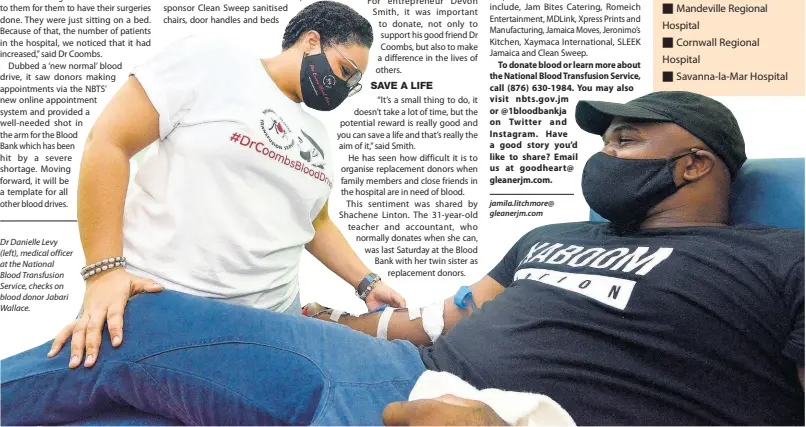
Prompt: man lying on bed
<box><xmin>2</xmin><ymin>91</ymin><xmax>803</xmax><ymax>426</ymax></box>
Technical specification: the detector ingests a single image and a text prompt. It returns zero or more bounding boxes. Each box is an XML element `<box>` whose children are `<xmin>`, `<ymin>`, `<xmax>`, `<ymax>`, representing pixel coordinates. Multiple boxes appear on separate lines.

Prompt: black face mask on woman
<box><xmin>299</xmin><ymin>49</ymin><xmax>351</xmax><ymax>111</ymax></box>
<box><xmin>581</xmin><ymin>150</ymin><xmax>698</xmax><ymax>228</ymax></box>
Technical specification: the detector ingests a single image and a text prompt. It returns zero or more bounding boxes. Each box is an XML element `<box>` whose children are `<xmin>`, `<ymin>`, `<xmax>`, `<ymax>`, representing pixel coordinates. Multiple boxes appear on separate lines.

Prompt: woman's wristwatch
<box><xmin>356</xmin><ymin>273</ymin><xmax>381</xmax><ymax>301</ymax></box>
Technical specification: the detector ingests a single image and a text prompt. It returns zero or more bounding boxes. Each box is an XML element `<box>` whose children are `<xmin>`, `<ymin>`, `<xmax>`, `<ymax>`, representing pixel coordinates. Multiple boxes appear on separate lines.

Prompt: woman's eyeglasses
<box><xmin>331</xmin><ymin>46</ymin><xmax>362</xmax><ymax>96</ymax></box>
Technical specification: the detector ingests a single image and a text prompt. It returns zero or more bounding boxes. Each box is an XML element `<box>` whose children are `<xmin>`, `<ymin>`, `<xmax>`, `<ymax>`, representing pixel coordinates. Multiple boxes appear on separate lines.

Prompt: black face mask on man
<box><xmin>299</xmin><ymin>48</ymin><xmax>351</xmax><ymax>111</ymax></box>
<box><xmin>581</xmin><ymin>150</ymin><xmax>699</xmax><ymax>228</ymax></box>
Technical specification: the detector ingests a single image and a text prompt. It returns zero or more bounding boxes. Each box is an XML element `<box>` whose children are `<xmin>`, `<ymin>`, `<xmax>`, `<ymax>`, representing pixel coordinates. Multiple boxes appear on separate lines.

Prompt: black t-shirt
<box><xmin>419</xmin><ymin>222</ymin><xmax>804</xmax><ymax>425</ymax></box>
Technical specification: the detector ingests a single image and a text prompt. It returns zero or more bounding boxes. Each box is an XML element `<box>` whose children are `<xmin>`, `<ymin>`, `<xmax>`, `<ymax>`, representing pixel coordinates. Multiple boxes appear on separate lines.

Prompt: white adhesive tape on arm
<box><xmin>421</xmin><ymin>301</ymin><xmax>445</xmax><ymax>343</ymax></box>
<box><xmin>330</xmin><ymin>310</ymin><xmax>344</xmax><ymax>322</ymax></box>
<box><xmin>408</xmin><ymin>307</ymin><xmax>422</xmax><ymax>320</ymax></box>
<box><xmin>376</xmin><ymin>307</ymin><xmax>395</xmax><ymax>340</ymax></box>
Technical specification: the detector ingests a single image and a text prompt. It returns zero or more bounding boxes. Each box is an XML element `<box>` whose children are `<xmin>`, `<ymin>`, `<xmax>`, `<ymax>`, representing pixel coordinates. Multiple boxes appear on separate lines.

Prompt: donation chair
<box><xmin>62</xmin><ymin>159</ymin><xmax>806</xmax><ymax>425</ymax></box>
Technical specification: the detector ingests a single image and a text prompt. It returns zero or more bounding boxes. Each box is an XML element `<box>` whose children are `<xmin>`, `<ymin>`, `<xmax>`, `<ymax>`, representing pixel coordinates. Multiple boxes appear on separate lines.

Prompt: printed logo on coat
<box><xmin>297</xmin><ymin>129</ymin><xmax>326</xmax><ymax>169</ymax></box>
<box><xmin>257</xmin><ymin>109</ymin><xmax>327</xmax><ymax>169</ymax></box>
<box><xmin>260</xmin><ymin>109</ymin><xmax>296</xmax><ymax>151</ymax></box>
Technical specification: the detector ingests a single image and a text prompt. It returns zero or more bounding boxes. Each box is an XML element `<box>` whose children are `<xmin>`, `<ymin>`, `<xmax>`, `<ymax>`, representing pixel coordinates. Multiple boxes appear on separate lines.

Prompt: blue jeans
<box><xmin>1</xmin><ymin>290</ymin><xmax>426</xmax><ymax>425</ymax></box>
<box><xmin>284</xmin><ymin>290</ymin><xmax>302</xmax><ymax>316</ymax></box>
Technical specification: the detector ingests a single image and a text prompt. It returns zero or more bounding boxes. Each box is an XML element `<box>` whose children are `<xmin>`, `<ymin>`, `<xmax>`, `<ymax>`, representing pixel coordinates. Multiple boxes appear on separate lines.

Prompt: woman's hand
<box><xmin>365</xmin><ymin>280</ymin><xmax>406</xmax><ymax>310</ymax></box>
<box><xmin>47</xmin><ymin>269</ymin><xmax>162</xmax><ymax>368</ymax></box>
<box><xmin>383</xmin><ymin>394</ymin><xmax>509</xmax><ymax>426</ymax></box>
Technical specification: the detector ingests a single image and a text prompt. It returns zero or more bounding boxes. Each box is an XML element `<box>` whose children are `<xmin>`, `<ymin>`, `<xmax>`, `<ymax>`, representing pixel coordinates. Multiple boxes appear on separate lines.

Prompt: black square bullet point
<box><xmin>662</xmin><ymin>72</ymin><xmax>674</xmax><ymax>82</ymax></box>
<box><xmin>663</xmin><ymin>37</ymin><xmax>673</xmax><ymax>48</ymax></box>
<box><xmin>662</xmin><ymin>3</ymin><xmax>673</xmax><ymax>14</ymax></box>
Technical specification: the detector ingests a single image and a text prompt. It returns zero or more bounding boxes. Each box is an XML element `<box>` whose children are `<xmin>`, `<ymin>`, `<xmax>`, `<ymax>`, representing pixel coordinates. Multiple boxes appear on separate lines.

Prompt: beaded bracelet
<box><xmin>81</xmin><ymin>256</ymin><xmax>126</xmax><ymax>280</ymax></box>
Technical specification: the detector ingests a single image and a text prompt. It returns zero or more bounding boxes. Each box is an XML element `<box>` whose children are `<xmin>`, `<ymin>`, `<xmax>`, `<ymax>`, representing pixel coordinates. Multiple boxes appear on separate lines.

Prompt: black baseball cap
<box><xmin>575</xmin><ymin>91</ymin><xmax>747</xmax><ymax>178</ymax></box>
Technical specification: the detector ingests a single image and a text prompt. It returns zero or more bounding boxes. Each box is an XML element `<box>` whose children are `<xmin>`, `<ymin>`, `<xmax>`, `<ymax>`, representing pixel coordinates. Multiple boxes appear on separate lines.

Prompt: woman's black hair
<box><xmin>282</xmin><ymin>1</ymin><xmax>373</xmax><ymax>50</ymax></box>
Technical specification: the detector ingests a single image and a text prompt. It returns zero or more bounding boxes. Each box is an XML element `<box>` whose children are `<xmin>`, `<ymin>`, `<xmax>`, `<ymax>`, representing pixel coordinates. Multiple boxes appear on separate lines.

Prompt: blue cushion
<box><xmin>589</xmin><ymin>158</ymin><xmax>805</xmax><ymax>230</ymax></box>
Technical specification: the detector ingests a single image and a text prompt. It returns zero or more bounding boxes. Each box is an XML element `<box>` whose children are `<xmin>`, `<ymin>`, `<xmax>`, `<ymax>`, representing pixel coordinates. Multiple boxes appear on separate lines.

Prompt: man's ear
<box><xmin>681</xmin><ymin>149</ymin><xmax>716</xmax><ymax>182</ymax></box>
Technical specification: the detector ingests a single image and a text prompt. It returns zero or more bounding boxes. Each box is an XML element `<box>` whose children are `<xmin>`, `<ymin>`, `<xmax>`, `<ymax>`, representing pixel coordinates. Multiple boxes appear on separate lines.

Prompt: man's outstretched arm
<box><xmin>308</xmin><ymin>275</ymin><xmax>506</xmax><ymax>345</ymax></box>
<box><xmin>383</xmin><ymin>395</ymin><xmax>509</xmax><ymax>426</ymax></box>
